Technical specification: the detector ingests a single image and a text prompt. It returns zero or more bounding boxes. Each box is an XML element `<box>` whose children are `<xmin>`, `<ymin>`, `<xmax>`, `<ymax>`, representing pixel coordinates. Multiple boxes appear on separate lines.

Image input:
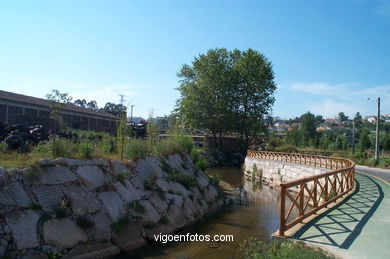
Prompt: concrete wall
<box><xmin>243</xmin><ymin>157</ymin><xmax>330</xmax><ymax>186</ymax></box>
<box><xmin>0</xmin><ymin>154</ymin><xmax>222</xmax><ymax>258</ymax></box>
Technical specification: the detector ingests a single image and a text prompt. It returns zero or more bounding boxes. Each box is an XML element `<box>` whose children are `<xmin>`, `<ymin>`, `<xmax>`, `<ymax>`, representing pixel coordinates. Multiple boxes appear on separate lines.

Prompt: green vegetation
<box><xmin>267</xmin><ymin>111</ymin><xmax>390</xmax><ymax>169</ymax></box>
<box><xmin>176</xmin><ymin>48</ymin><xmax>276</xmax><ymax>150</ymax></box>
<box><xmin>167</xmin><ymin>170</ymin><xmax>196</xmax><ymax>189</ymax></box>
<box><xmin>239</xmin><ymin>237</ymin><xmax>333</xmax><ymax>259</ymax></box>
<box><xmin>29</xmin><ymin>203</ymin><xmax>43</xmax><ymax>211</ymax></box>
<box><xmin>128</xmin><ymin>200</ymin><xmax>145</xmax><ymax>215</ymax></box>
<box><xmin>159</xmin><ymin>216</ymin><xmax>169</xmax><ymax>224</ymax></box>
<box><xmin>49</xmin><ymin>137</ymin><xmax>70</xmax><ymax>158</ymax></box>
<box><xmin>78</xmin><ymin>141</ymin><xmax>93</xmax><ymax>159</ymax></box>
<box><xmin>111</xmin><ymin>215</ymin><xmax>130</xmax><ymax>232</ymax></box>
<box><xmin>76</xmin><ymin>216</ymin><xmax>95</xmax><ymax>229</ymax></box>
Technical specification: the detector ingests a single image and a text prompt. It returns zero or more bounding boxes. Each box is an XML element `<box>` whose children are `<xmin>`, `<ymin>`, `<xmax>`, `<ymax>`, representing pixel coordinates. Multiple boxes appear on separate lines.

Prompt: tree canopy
<box><xmin>176</xmin><ymin>48</ymin><xmax>276</xmax><ymax>149</ymax></box>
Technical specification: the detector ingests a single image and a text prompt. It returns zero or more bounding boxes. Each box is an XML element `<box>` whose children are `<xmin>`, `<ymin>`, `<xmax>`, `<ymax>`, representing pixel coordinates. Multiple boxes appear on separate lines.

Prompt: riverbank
<box><xmin>0</xmin><ymin>153</ymin><xmax>223</xmax><ymax>258</ymax></box>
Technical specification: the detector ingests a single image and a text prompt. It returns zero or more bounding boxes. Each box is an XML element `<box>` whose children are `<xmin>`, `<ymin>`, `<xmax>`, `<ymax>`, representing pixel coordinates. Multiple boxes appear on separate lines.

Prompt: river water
<box><xmin>125</xmin><ymin>167</ymin><xmax>282</xmax><ymax>258</ymax></box>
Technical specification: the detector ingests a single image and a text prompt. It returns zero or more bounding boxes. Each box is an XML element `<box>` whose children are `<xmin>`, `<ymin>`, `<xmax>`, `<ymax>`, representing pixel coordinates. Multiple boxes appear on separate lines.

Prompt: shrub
<box><xmin>49</xmin><ymin>137</ymin><xmax>70</xmax><ymax>158</ymax></box>
<box><xmin>172</xmin><ymin>135</ymin><xmax>193</xmax><ymax>154</ymax></box>
<box><xmin>111</xmin><ymin>215</ymin><xmax>130</xmax><ymax>232</ymax></box>
<box><xmin>239</xmin><ymin>237</ymin><xmax>332</xmax><ymax>259</ymax></box>
<box><xmin>76</xmin><ymin>216</ymin><xmax>95</xmax><ymax>229</ymax></box>
<box><xmin>190</xmin><ymin>149</ymin><xmax>200</xmax><ymax>163</ymax></box>
<box><xmin>125</xmin><ymin>139</ymin><xmax>149</xmax><ymax>161</ymax></box>
<box><xmin>167</xmin><ymin>170</ymin><xmax>196</xmax><ymax>189</ymax></box>
<box><xmin>78</xmin><ymin>142</ymin><xmax>93</xmax><ymax>159</ymax></box>
<box><xmin>275</xmin><ymin>145</ymin><xmax>298</xmax><ymax>153</ymax></box>
<box><xmin>128</xmin><ymin>200</ymin><xmax>145</xmax><ymax>215</ymax></box>
<box><xmin>196</xmin><ymin>157</ymin><xmax>208</xmax><ymax>171</ymax></box>
<box><xmin>155</xmin><ymin>139</ymin><xmax>178</xmax><ymax>156</ymax></box>
<box><xmin>0</xmin><ymin>142</ymin><xmax>8</xmax><ymax>153</ymax></box>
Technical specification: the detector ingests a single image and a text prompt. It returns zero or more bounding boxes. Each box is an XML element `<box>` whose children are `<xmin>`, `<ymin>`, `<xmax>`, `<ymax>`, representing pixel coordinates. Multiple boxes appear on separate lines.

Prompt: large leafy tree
<box><xmin>100</xmin><ymin>102</ymin><xmax>127</xmax><ymax>117</ymax></box>
<box><xmin>176</xmin><ymin>48</ymin><xmax>276</xmax><ymax>150</ymax></box>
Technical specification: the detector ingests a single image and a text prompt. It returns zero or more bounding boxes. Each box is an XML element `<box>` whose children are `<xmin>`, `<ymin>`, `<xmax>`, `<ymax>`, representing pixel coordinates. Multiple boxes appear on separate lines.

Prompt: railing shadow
<box><xmin>293</xmin><ymin>174</ymin><xmax>383</xmax><ymax>249</ymax></box>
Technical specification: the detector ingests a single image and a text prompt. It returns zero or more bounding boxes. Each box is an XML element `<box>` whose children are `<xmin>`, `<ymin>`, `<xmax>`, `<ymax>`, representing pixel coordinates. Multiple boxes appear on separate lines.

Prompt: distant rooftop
<box><xmin>0</xmin><ymin>90</ymin><xmax>118</xmax><ymax>120</ymax></box>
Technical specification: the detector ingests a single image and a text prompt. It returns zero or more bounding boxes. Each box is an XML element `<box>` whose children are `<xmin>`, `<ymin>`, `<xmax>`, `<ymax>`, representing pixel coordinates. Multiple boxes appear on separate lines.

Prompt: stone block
<box><xmin>0</xmin><ymin>239</ymin><xmax>8</xmax><ymax>258</ymax></box>
<box><xmin>32</xmin><ymin>185</ymin><xmax>64</xmax><ymax>211</ymax></box>
<box><xmin>98</xmin><ymin>191</ymin><xmax>126</xmax><ymax>221</ymax></box>
<box><xmin>166</xmin><ymin>205</ymin><xmax>186</xmax><ymax>229</ymax></box>
<box><xmin>168</xmin><ymin>182</ymin><xmax>189</xmax><ymax>197</ymax></box>
<box><xmin>0</xmin><ymin>182</ymin><xmax>31</xmax><ymax>207</ymax></box>
<box><xmin>43</xmin><ymin>219</ymin><xmax>88</xmax><ymax>249</ymax></box>
<box><xmin>196</xmin><ymin>173</ymin><xmax>209</xmax><ymax>188</ymax></box>
<box><xmin>38</xmin><ymin>158</ymin><xmax>55</xmax><ymax>166</ymax></box>
<box><xmin>6</xmin><ymin>210</ymin><xmax>40</xmax><ymax>250</ymax></box>
<box><xmin>89</xmin><ymin>213</ymin><xmax>112</xmax><ymax>242</ymax></box>
<box><xmin>21</xmin><ymin>250</ymin><xmax>48</xmax><ymax>259</ymax></box>
<box><xmin>113</xmin><ymin>180</ymin><xmax>140</xmax><ymax>204</ymax></box>
<box><xmin>25</xmin><ymin>166</ymin><xmax>76</xmax><ymax>185</ymax></box>
<box><xmin>137</xmin><ymin>200</ymin><xmax>161</xmax><ymax>224</ymax></box>
<box><xmin>62</xmin><ymin>185</ymin><xmax>100</xmax><ymax>215</ymax></box>
<box><xmin>112</xmin><ymin>160</ymin><xmax>130</xmax><ymax>175</ymax></box>
<box><xmin>182</xmin><ymin>198</ymin><xmax>198</xmax><ymax>222</ymax></box>
<box><xmin>165</xmin><ymin>193</ymin><xmax>183</xmax><ymax>208</ymax></box>
<box><xmin>155</xmin><ymin>178</ymin><xmax>170</xmax><ymax>192</ymax></box>
<box><xmin>62</xmin><ymin>243</ymin><xmax>120</xmax><ymax>259</ymax></box>
<box><xmin>112</xmin><ymin>223</ymin><xmax>146</xmax><ymax>252</ymax></box>
<box><xmin>203</xmin><ymin>185</ymin><xmax>218</xmax><ymax>202</ymax></box>
<box><xmin>149</xmin><ymin>193</ymin><xmax>168</xmax><ymax>215</ymax></box>
<box><xmin>55</xmin><ymin>157</ymin><xmax>83</xmax><ymax>167</ymax></box>
<box><xmin>75</xmin><ymin>166</ymin><xmax>109</xmax><ymax>190</ymax></box>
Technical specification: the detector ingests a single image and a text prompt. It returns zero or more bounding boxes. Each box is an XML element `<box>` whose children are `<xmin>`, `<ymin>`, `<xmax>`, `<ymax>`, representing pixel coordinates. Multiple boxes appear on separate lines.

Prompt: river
<box><xmin>122</xmin><ymin>167</ymin><xmax>283</xmax><ymax>258</ymax></box>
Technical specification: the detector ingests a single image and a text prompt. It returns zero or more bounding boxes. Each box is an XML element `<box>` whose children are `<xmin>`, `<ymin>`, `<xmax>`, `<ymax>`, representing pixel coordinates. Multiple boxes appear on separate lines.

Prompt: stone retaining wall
<box><xmin>243</xmin><ymin>157</ymin><xmax>330</xmax><ymax>185</ymax></box>
<box><xmin>0</xmin><ymin>154</ymin><xmax>222</xmax><ymax>258</ymax></box>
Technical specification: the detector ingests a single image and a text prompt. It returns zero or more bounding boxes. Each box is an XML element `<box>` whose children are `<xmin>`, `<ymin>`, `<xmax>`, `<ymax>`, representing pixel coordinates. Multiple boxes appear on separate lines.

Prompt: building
<box><xmin>0</xmin><ymin>90</ymin><xmax>119</xmax><ymax>133</ymax></box>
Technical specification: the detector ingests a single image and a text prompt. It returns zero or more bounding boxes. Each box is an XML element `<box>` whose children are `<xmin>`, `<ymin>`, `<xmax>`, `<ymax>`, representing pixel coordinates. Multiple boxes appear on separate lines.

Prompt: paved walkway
<box><xmin>293</xmin><ymin>173</ymin><xmax>390</xmax><ymax>259</ymax></box>
<box><xmin>355</xmin><ymin>165</ymin><xmax>390</xmax><ymax>184</ymax></box>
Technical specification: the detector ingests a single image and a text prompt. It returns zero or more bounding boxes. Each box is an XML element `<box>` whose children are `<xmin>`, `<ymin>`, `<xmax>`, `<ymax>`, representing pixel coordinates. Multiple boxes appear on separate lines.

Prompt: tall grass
<box><xmin>78</xmin><ymin>141</ymin><xmax>94</xmax><ymax>159</ymax></box>
<box><xmin>239</xmin><ymin>237</ymin><xmax>333</xmax><ymax>259</ymax></box>
<box><xmin>124</xmin><ymin>138</ymin><xmax>149</xmax><ymax>161</ymax></box>
<box><xmin>49</xmin><ymin>137</ymin><xmax>70</xmax><ymax>158</ymax></box>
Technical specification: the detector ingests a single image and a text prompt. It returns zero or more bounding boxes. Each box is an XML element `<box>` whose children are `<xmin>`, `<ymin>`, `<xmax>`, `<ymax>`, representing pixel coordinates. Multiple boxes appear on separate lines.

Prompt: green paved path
<box><xmin>293</xmin><ymin>173</ymin><xmax>390</xmax><ymax>259</ymax></box>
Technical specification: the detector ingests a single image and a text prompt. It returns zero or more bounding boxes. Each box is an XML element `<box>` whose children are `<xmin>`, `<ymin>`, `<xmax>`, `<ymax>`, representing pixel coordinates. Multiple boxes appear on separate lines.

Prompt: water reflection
<box><xmin>123</xmin><ymin>168</ymin><xmax>282</xmax><ymax>259</ymax></box>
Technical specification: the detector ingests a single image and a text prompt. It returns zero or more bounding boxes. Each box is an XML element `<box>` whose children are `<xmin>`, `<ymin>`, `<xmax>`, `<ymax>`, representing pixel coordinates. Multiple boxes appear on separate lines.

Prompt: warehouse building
<box><xmin>0</xmin><ymin>90</ymin><xmax>119</xmax><ymax>133</ymax></box>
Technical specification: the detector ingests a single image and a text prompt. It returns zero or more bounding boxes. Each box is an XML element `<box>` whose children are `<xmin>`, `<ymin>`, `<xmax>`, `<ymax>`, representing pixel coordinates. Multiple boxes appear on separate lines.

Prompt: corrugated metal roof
<box><xmin>0</xmin><ymin>90</ymin><xmax>119</xmax><ymax>120</ymax></box>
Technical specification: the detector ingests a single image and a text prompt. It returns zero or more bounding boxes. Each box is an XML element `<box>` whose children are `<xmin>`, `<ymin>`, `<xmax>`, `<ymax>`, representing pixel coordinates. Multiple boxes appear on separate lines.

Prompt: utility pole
<box><xmin>119</xmin><ymin>94</ymin><xmax>125</xmax><ymax>117</ymax></box>
<box><xmin>352</xmin><ymin>120</ymin><xmax>355</xmax><ymax>154</ymax></box>
<box><xmin>375</xmin><ymin>97</ymin><xmax>380</xmax><ymax>160</ymax></box>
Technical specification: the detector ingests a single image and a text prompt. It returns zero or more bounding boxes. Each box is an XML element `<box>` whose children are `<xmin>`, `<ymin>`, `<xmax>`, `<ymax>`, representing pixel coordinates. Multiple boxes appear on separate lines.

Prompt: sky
<box><xmin>0</xmin><ymin>0</ymin><xmax>389</xmax><ymax>119</ymax></box>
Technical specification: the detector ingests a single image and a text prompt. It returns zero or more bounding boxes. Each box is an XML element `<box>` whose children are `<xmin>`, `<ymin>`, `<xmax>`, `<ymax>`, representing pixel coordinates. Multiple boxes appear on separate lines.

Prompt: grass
<box><xmin>111</xmin><ymin>215</ymin><xmax>130</xmax><ymax>232</ymax></box>
<box><xmin>128</xmin><ymin>200</ymin><xmax>145</xmax><ymax>215</ymax></box>
<box><xmin>0</xmin><ymin>129</ymin><xmax>195</xmax><ymax>168</ymax></box>
<box><xmin>238</xmin><ymin>237</ymin><xmax>333</xmax><ymax>259</ymax></box>
<box><xmin>76</xmin><ymin>216</ymin><xmax>95</xmax><ymax>229</ymax></box>
<box><xmin>167</xmin><ymin>170</ymin><xmax>196</xmax><ymax>189</ymax></box>
<box><xmin>78</xmin><ymin>141</ymin><xmax>94</xmax><ymax>159</ymax></box>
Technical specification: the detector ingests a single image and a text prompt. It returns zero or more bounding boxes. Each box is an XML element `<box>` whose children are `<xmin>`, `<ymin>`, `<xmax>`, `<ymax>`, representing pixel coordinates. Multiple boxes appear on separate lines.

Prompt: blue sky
<box><xmin>0</xmin><ymin>0</ymin><xmax>389</xmax><ymax>119</ymax></box>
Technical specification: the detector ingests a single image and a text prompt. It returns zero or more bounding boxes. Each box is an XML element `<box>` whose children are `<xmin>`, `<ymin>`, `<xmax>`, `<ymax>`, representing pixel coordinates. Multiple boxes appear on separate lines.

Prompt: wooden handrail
<box><xmin>246</xmin><ymin>150</ymin><xmax>355</xmax><ymax>236</ymax></box>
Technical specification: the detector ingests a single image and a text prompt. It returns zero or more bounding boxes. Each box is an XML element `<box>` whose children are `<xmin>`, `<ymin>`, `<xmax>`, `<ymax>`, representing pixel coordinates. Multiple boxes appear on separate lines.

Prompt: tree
<box><xmin>314</xmin><ymin>115</ymin><xmax>324</xmax><ymax>127</ymax></box>
<box><xmin>354</xmin><ymin>112</ymin><xmax>363</xmax><ymax>128</ymax></box>
<box><xmin>176</xmin><ymin>48</ymin><xmax>276</xmax><ymax>150</ymax></box>
<box><xmin>101</xmin><ymin>102</ymin><xmax>127</xmax><ymax>117</ymax></box>
<box><xmin>300</xmin><ymin>112</ymin><xmax>317</xmax><ymax>146</ymax></box>
<box><xmin>338</xmin><ymin>112</ymin><xmax>348</xmax><ymax>123</ymax></box>
<box><xmin>74</xmin><ymin>99</ymin><xmax>87</xmax><ymax>108</ymax></box>
<box><xmin>87</xmin><ymin>100</ymin><xmax>98</xmax><ymax>110</ymax></box>
<box><xmin>46</xmin><ymin>90</ymin><xmax>73</xmax><ymax>131</ymax></box>
<box><xmin>358</xmin><ymin>129</ymin><xmax>371</xmax><ymax>152</ymax></box>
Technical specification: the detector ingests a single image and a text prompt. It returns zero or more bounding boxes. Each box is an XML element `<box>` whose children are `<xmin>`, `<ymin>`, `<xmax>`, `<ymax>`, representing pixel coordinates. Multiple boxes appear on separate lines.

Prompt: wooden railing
<box><xmin>247</xmin><ymin>150</ymin><xmax>355</xmax><ymax>236</ymax></box>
